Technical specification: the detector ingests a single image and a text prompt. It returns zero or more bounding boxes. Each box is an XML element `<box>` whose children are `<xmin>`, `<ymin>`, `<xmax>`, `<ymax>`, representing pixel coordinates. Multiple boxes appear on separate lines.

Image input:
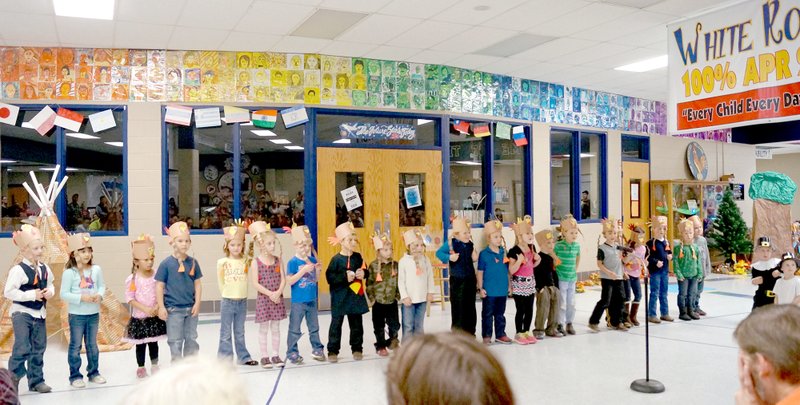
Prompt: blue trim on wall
<box><xmin>232</xmin><ymin>122</ymin><xmax>241</xmax><ymax>220</ymax></box>
<box><xmin>599</xmin><ymin>132</ymin><xmax>608</xmax><ymax>219</ymax></box>
<box><xmin>523</xmin><ymin>125</ymin><xmax>533</xmax><ymax>218</ymax></box>
<box><xmin>305</xmin><ymin>108</ymin><xmax>318</xmax><ymax>252</ymax></box>
<box><xmin>483</xmin><ymin>126</ymin><xmax>494</xmax><ymax>223</ymax></box>
<box><xmin>161</xmin><ymin>107</ymin><xmax>169</xmax><ymax>235</ymax></box>
<box><xmin>441</xmin><ymin>114</ymin><xmax>451</xmax><ymax>242</ymax></box>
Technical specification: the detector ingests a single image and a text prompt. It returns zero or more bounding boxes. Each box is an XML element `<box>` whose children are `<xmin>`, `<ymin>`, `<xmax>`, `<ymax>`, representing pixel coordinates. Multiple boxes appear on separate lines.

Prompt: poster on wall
<box><xmin>668</xmin><ymin>0</ymin><xmax>800</xmax><ymax>133</ymax></box>
<box><xmin>341</xmin><ymin>186</ymin><xmax>363</xmax><ymax>211</ymax></box>
<box><xmin>404</xmin><ymin>185</ymin><xmax>422</xmax><ymax>209</ymax></box>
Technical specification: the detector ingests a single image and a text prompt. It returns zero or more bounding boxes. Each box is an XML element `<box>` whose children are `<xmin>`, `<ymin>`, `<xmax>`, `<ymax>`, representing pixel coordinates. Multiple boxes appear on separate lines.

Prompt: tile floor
<box><xmin>9</xmin><ymin>274</ymin><xmax>754</xmax><ymax>405</ymax></box>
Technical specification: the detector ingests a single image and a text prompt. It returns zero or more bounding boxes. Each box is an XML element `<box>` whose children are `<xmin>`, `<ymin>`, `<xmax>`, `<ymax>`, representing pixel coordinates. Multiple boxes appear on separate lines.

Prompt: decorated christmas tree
<box><xmin>707</xmin><ymin>189</ymin><xmax>752</xmax><ymax>257</ymax></box>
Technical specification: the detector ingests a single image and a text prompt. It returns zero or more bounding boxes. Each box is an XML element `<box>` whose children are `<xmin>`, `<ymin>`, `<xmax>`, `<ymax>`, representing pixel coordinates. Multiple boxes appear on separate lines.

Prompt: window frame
<box><xmin>314</xmin><ymin>108</ymin><xmax>443</xmax><ymax>150</ymax></box>
<box><xmin>621</xmin><ymin>134</ymin><xmax>650</xmax><ymax>162</ymax></box>
<box><xmin>550</xmin><ymin>128</ymin><xmax>607</xmax><ymax>224</ymax></box>
<box><xmin>0</xmin><ymin>104</ymin><xmax>129</xmax><ymax>237</ymax></box>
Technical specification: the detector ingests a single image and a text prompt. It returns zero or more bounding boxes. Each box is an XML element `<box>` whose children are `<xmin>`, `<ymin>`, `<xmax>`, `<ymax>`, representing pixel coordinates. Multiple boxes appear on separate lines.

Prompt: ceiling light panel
<box><xmin>53</xmin><ymin>0</ymin><xmax>115</xmax><ymax>20</ymax></box>
<box><xmin>291</xmin><ymin>9</ymin><xmax>368</xmax><ymax>40</ymax></box>
<box><xmin>474</xmin><ymin>33</ymin><xmax>556</xmax><ymax>58</ymax></box>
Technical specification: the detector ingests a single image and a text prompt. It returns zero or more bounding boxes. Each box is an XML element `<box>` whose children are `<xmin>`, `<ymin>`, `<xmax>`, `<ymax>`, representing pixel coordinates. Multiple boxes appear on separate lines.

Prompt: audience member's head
<box><xmin>121</xmin><ymin>356</ymin><xmax>249</xmax><ymax>405</ymax></box>
<box><xmin>734</xmin><ymin>304</ymin><xmax>800</xmax><ymax>405</ymax></box>
<box><xmin>386</xmin><ymin>332</ymin><xmax>514</xmax><ymax>405</ymax></box>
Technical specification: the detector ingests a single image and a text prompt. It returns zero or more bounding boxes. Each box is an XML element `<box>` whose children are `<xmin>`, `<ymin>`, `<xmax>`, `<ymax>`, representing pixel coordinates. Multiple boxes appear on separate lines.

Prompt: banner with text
<box><xmin>668</xmin><ymin>0</ymin><xmax>800</xmax><ymax>133</ymax></box>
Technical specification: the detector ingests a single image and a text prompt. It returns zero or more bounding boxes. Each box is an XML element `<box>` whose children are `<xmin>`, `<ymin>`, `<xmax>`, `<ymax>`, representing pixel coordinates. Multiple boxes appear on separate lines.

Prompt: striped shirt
<box><xmin>554</xmin><ymin>240</ymin><xmax>580</xmax><ymax>282</ymax></box>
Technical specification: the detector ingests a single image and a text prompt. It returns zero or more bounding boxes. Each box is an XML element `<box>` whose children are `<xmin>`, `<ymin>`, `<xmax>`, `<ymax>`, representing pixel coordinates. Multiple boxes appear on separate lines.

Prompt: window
<box><xmin>1</xmin><ymin>105</ymin><xmax>127</xmax><ymax>236</ymax></box>
<box><xmin>335</xmin><ymin>172</ymin><xmax>364</xmax><ymax>228</ymax></box>
<box><xmin>317</xmin><ymin>112</ymin><xmax>438</xmax><ymax>147</ymax></box>
<box><xmin>492</xmin><ymin>129</ymin><xmax>524</xmax><ymax>222</ymax></box>
<box><xmin>164</xmin><ymin>107</ymin><xmax>305</xmax><ymax>231</ymax></box>
<box><xmin>448</xmin><ymin>120</ymin><xmax>485</xmax><ymax>225</ymax></box>
<box><xmin>399</xmin><ymin>173</ymin><xmax>425</xmax><ymax>226</ymax></box>
<box><xmin>550</xmin><ymin>129</ymin><xmax>606</xmax><ymax>222</ymax></box>
<box><xmin>621</xmin><ymin>135</ymin><xmax>649</xmax><ymax>161</ymax></box>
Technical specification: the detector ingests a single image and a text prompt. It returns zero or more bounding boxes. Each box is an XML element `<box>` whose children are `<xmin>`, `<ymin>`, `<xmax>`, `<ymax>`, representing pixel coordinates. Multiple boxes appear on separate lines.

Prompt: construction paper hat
<box><xmin>780</xmin><ymin>252</ymin><xmax>799</xmax><ymax>267</ymax></box>
<box><xmin>67</xmin><ymin>232</ymin><xmax>92</xmax><ymax>253</ymax></box>
<box><xmin>483</xmin><ymin>219</ymin><xmax>503</xmax><ymax>239</ymax></box>
<box><xmin>688</xmin><ymin>215</ymin><xmax>702</xmax><ymax>227</ymax></box>
<box><xmin>372</xmin><ymin>231</ymin><xmax>391</xmax><ymax>250</ymax></box>
<box><xmin>510</xmin><ymin>216</ymin><xmax>533</xmax><ymax>236</ymax></box>
<box><xmin>559</xmin><ymin>215</ymin><xmax>579</xmax><ymax>233</ymax></box>
<box><xmin>248</xmin><ymin>221</ymin><xmax>270</xmax><ymax>237</ymax></box>
<box><xmin>223</xmin><ymin>220</ymin><xmax>246</xmax><ymax>243</ymax></box>
<box><xmin>12</xmin><ymin>224</ymin><xmax>41</xmax><ymax>248</ymax></box>
<box><xmin>601</xmin><ymin>217</ymin><xmax>616</xmax><ymax>234</ymax></box>
<box><xmin>535</xmin><ymin>229</ymin><xmax>555</xmax><ymax>247</ymax></box>
<box><xmin>650</xmin><ymin>215</ymin><xmax>668</xmax><ymax>227</ymax></box>
<box><xmin>131</xmin><ymin>234</ymin><xmax>155</xmax><ymax>260</ymax></box>
<box><xmin>328</xmin><ymin>222</ymin><xmax>356</xmax><ymax>246</ymax></box>
<box><xmin>403</xmin><ymin>229</ymin><xmax>422</xmax><ymax>246</ymax></box>
<box><xmin>756</xmin><ymin>236</ymin><xmax>773</xmax><ymax>249</ymax></box>
<box><xmin>291</xmin><ymin>224</ymin><xmax>312</xmax><ymax>244</ymax></box>
<box><xmin>452</xmin><ymin>216</ymin><xmax>470</xmax><ymax>234</ymax></box>
<box><xmin>167</xmin><ymin>221</ymin><xmax>190</xmax><ymax>241</ymax></box>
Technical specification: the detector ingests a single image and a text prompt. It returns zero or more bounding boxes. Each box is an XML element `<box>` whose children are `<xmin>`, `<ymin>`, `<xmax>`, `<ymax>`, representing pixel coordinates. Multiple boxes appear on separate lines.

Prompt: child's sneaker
<box><xmin>545</xmin><ymin>329</ymin><xmax>563</xmax><ymax>338</ymax></box>
<box><xmin>287</xmin><ymin>353</ymin><xmax>304</xmax><ymax>365</ymax></box>
<box><xmin>377</xmin><ymin>347</ymin><xmax>389</xmax><ymax>357</ymax></box>
<box><xmin>150</xmin><ymin>364</ymin><xmax>160</xmax><ymax>374</ymax></box>
<box><xmin>482</xmin><ymin>337</ymin><xmax>492</xmax><ymax>345</ymax></box>
<box><xmin>557</xmin><ymin>324</ymin><xmax>566</xmax><ymax>335</ymax></box>
<box><xmin>260</xmin><ymin>357</ymin><xmax>272</xmax><ymax>369</ymax></box>
<box><xmin>566</xmin><ymin>323</ymin><xmax>576</xmax><ymax>335</ymax></box>
<box><xmin>32</xmin><ymin>383</ymin><xmax>52</xmax><ymax>393</ymax></box>
<box><xmin>353</xmin><ymin>351</ymin><xmax>363</xmax><ymax>361</ymax></box>
<box><xmin>614</xmin><ymin>324</ymin><xmax>630</xmax><ymax>332</ymax></box>
<box><xmin>588</xmin><ymin>323</ymin><xmax>600</xmax><ymax>333</ymax></box>
<box><xmin>389</xmin><ymin>339</ymin><xmax>400</xmax><ymax>350</ymax></box>
<box><xmin>495</xmin><ymin>336</ymin><xmax>513</xmax><ymax>344</ymax></box>
<box><xmin>328</xmin><ymin>353</ymin><xmax>338</xmax><ymax>363</ymax></box>
<box><xmin>524</xmin><ymin>332</ymin><xmax>538</xmax><ymax>344</ymax></box>
<box><xmin>311</xmin><ymin>349</ymin><xmax>326</xmax><ymax>362</ymax></box>
<box><xmin>271</xmin><ymin>356</ymin><xmax>285</xmax><ymax>368</ymax></box>
<box><xmin>70</xmin><ymin>379</ymin><xmax>86</xmax><ymax>389</ymax></box>
<box><xmin>513</xmin><ymin>333</ymin><xmax>529</xmax><ymax>345</ymax></box>
<box><xmin>136</xmin><ymin>367</ymin><xmax>148</xmax><ymax>379</ymax></box>
<box><xmin>89</xmin><ymin>375</ymin><xmax>107</xmax><ymax>384</ymax></box>
<box><xmin>533</xmin><ymin>330</ymin><xmax>545</xmax><ymax>339</ymax></box>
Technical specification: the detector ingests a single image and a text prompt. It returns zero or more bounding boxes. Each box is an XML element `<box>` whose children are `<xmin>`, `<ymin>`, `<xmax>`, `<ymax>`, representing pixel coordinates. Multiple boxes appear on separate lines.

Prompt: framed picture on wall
<box><xmin>630</xmin><ymin>179</ymin><xmax>641</xmax><ymax>218</ymax></box>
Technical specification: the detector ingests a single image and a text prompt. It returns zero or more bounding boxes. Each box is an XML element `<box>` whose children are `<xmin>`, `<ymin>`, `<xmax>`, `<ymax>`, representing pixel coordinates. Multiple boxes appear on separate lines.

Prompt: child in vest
<box><xmin>156</xmin><ymin>221</ymin><xmax>203</xmax><ymax>362</ymax></box>
<box><xmin>751</xmin><ymin>236</ymin><xmax>781</xmax><ymax>310</ymax></box>
<box><xmin>398</xmin><ymin>229</ymin><xmax>435</xmax><ymax>342</ymax></box>
<box><xmin>61</xmin><ymin>233</ymin><xmax>106</xmax><ymax>388</ymax></box>
<box><xmin>533</xmin><ymin>229</ymin><xmax>561</xmax><ymax>339</ymax></box>
<box><xmin>674</xmin><ymin>219</ymin><xmax>701</xmax><ymax>321</ymax></box>
<box><xmin>435</xmin><ymin>216</ymin><xmax>478</xmax><ymax>336</ymax></box>
<box><xmin>507</xmin><ymin>216</ymin><xmax>540</xmax><ymax>344</ymax></box>
<box><xmin>4</xmin><ymin>225</ymin><xmax>54</xmax><ymax>393</ymax></box>
<box><xmin>622</xmin><ymin>225</ymin><xmax>647</xmax><ymax>326</ymax></box>
<box><xmin>124</xmin><ymin>234</ymin><xmax>167</xmax><ymax>379</ymax></box>
<box><xmin>589</xmin><ymin>218</ymin><xmax>628</xmax><ymax>332</ymax></box>
<box><xmin>554</xmin><ymin>215</ymin><xmax>581</xmax><ymax>335</ymax></box>
<box><xmin>367</xmin><ymin>230</ymin><xmax>400</xmax><ymax>355</ymax></box>
<box><xmin>248</xmin><ymin>221</ymin><xmax>287</xmax><ymax>368</ymax></box>
<box><xmin>688</xmin><ymin>216</ymin><xmax>712</xmax><ymax>316</ymax></box>
<box><xmin>773</xmin><ymin>253</ymin><xmax>800</xmax><ymax>305</ymax></box>
<box><xmin>285</xmin><ymin>225</ymin><xmax>325</xmax><ymax>364</ymax></box>
<box><xmin>478</xmin><ymin>219</ymin><xmax>512</xmax><ymax>345</ymax></box>
<box><xmin>326</xmin><ymin>222</ymin><xmax>369</xmax><ymax>362</ymax></box>
<box><xmin>647</xmin><ymin>215</ymin><xmax>674</xmax><ymax>323</ymax></box>
<box><xmin>217</xmin><ymin>222</ymin><xmax>258</xmax><ymax>366</ymax></box>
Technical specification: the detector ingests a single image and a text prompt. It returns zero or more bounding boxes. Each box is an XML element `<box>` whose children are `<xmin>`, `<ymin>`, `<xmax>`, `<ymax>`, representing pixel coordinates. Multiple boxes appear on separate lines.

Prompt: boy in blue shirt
<box><xmin>156</xmin><ymin>221</ymin><xmax>203</xmax><ymax>362</ymax></box>
<box><xmin>285</xmin><ymin>225</ymin><xmax>326</xmax><ymax>364</ymax></box>
<box><xmin>477</xmin><ymin>220</ymin><xmax>512</xmax><ymax>345</ymax></box>
<box><xmin>435</xmin><ymin>216</ymin><xmax>478</xmax><ymax>336</ymax></box>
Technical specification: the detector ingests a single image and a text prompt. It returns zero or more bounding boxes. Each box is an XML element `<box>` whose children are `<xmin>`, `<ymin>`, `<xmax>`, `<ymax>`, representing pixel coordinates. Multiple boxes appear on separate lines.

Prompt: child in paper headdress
<box><xmin>478</xmin><ymin>219</ymin><xmax>512</xmax><ymax>345</ymax></box>
<box><xmin>61</xmin><ymin>233</ymin><xmax>107</xmax><ymax>388</ymax></box>
<box><xmin>398</xmin><ymin>229</ymin><xmax>435</xmax><ymax>343</ymax></box>
<box><xmin>533</xmin><ymin>229</ymin><xmax>561</xmax><ymax>339</ymax></box>
<box><xmin>435</xmin><ymin>215</ymin><xmax>478</xmax><ymax>336</ymax></box>
<box><xmin>674</xmin><ymin>219</ymin><xmax>702</xmax><ymax>321</ymax></box>
<box><xmin>248</xmin><ymin>221</ymin><xmax>286</xmax><ymax>369</ymax></box>
<box><xmin>773</xmin><ymin>253</ymin><xmax>800</xmax><ymax>305</ymax></box>
<box><xmin>217</xmin><ymin>221</ymin><xmax>258</xmax><ymax>366</ymax></box>
<box><xmin>285</xmin><ymin>224</ymin><xmax>325</xmax><ymax>364</ymax></box>
<box><xmin>750</xmin><ymin>235</ymin><xmax>782</xmax><ymax>310</ymax></box>
<box><xmin>622</xmin><ymin>225</ymin><xmax>647</xmax><ymax>327</ymax></box>
<box><xmin>4</xmin><ymin>224</ymin><xmax>55</xmax><ymax>394</ymax></box>
<box><xmin>366</xmin><ymin>228</ymin><xmax>400</xmax><ymax>356</ymax></box>
<box><xmin>507</xmin><ymin>216</ymin><xmax>541</xmax><ymax>344</ymax></box>
<box><xmin>156</xmin><ymin>221</ymin><xmax>203</xmax><ymax>361</ymax></box>
<box><xmin>553</xmin><ymin>215</ymin><xmax>581</xmax><ymax>336</ymax></box>
<box><xmin>124</xmin><ymin>234</ymin><xmax>166</xmax><ymax>379</ymax></box>
<box><xmin>588</xmin><ymin>218</ymin><xmax>628</xmax><ymax>332</ymax></box>
<box><xmin>646</xmin><ymin>215</ymin><xmax>674</xmax><ymax>323</ymax></box>
<box><xmin>688</xmin><ymin>216</ymin><xmax>711</xmax><ymax>316</ymax></box>
<box><xmin>326</xmin><ymin>222</ymin><xmax>369</xmax><ymax>362</ymax></box>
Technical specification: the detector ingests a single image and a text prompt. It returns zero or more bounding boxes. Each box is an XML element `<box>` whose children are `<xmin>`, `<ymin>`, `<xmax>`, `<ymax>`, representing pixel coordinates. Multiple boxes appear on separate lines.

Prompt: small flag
<box><xmin>495</xmin><ymin>122</ymin><xmax>511</xmax><ymax>140</ymax></box>
<box><xmin>165</xmin><ymin>104</ymin><xmax>193</xmax><ymax>126</ymax></box>
<box><xmin>224</xmin><ymin>106</ymin><xmax>250</xmax><ymax>123</ymax></box>
<box><xmin>453</xmin><ymin>120</ymin><xmax>469</xmax><ymax>133</ymax></box>
<box><xmin>512</xmin><ymin>125</ymin><xmax>527</xmax><ymax>146</ymax></box>
<box><xmin>88</xmin><ymin>109</ymin><xmax>116</xmax><ymax>132</ymax></box>
<box><xmin>54</xmin><ymin>107</ymin><xmax>84</xmax><ymax>132</ymax></box>
<box><xmin>28</xmin><ymin>106</ymin><xmax>57</xmax><ymax>136</ymax></box>
<box><xmin>195</xmin><ymin>107</ymin><xmax>221</xmax><ymax>128</ymax></box>
<box><xmin>281</xmin><ymin>106</ymin><xmax>308</xmax><ymax>129</ymax></box>
<box><xmin>252</xmin><ymin>109</ymin><xmax>277</xmax><ymax>129</ymax></box>
<box><xmin>0</xmin><ymin>102</ymin><xmax>20</xmax><ymax>126</ymax></box>
<box><xmin>472</xmin><ymin>123</ymin><xmax>490</xmax><ymax>137</ymax></box>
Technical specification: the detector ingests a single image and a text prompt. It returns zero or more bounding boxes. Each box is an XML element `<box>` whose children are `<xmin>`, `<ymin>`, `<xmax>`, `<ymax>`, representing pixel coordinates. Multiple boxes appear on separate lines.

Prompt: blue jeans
<box><xmin>624</xmin><ymin>276</ymin><xmax>642</xmax><ymax>303</ymax></box>
<box><xmin>694</xmin><ymin>278</ymin><xmax>705</xmax><ymax>309</ymax></box>
<box><xmin>9</xmin><ymin>312</ymin><xmax>47</xmax><ymax>389</ymax></box>
<box><xmin>68</xmin><ymin>313</ymin><xmax>100</xmax><ymax>382</ymax></box>
<box><xmin>166</xmin><ymin>307</ymin><xmax>199</xmax><ymax>361</ymax></box>
<box><xmin>401</xmin><ymin>302</ymin><xmax>427</xmax><ymax>342</ymax></box>
<box><xmin>678</xmin><ymin>277</ymin><xmax>699</xmax><ymax>311</ymax></box>
<box><xmin>218</xmin><ymin>298</ymin><xmax>253</xmax><ymax>363</ymax></box>
<box><xmin>481</xmin><ymin>296</ymin><xmax>507</xmax><ymax>339</ymax></box>
<box><xmin>286</xmin><ymin>301</ymin><xmax>325</xmax><ymax>357</ymax></box>
<box><xmin>648</xmin><ymin>271</ymin><xmax>670</xmax><ymax>317</ymax></box>
<box><xmin>557</xmin><ymin>280</ymin><xmax>576</xmax><ymax>325</ymax></box>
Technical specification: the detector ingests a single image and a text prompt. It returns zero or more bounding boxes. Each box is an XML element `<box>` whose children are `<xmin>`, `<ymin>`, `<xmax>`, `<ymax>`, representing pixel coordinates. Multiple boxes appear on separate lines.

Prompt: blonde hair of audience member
<box><xmin>733</xmin><ymin>304</ymin><xmax>800</xmax><ymax>405</ymax></box>
<box><xmin>121</xmin><ymin>356</ymin><xmax>248</xmax><ymax>405</ymax></box>
<box><xmin>386</xmin><ymin>332</ymin><xmax>514</xmax><ymax>405</ymax></box>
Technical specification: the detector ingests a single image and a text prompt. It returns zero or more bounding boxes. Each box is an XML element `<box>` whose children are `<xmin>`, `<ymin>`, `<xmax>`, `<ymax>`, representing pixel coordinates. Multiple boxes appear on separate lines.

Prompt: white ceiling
<box><xmin>0</xmin><ymin>0</ymin><xmax>739</xmax><ymax>102</ymax></box>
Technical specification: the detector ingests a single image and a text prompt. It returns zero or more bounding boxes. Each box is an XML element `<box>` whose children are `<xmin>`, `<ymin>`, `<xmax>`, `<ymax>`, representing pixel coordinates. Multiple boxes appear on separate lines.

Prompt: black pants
<box><xmin>135</xmin><ymin>342</ymin><xmax>159</xmax><ymax>367</ymax></box>
<box><xmin>327</xmin><ymin>314</ymin><xmax>364</xmax><ymax>355</ymax></box>
<box><xmin>450</xmin><ymin>276</ymin><xmax>477</xmax><ymax>336</ymax></box>
<box><xmin>589</xmin><ymin>279</ymin><xmax>625</xmax><ymax>326</ymax></box>
<box><xmin>372</xmin><ymin>302</ymin><xmax>400</xmax><ymax>350</ymax></box>
<box><xmin>512</xmin><ymin>294</ymin><xmax>535</xmax><ymax>333</ymax></box>
<box><xmin>753</xmin><ymin>291</ymin><xmax>775</xmax><ymax>310</ymax></box>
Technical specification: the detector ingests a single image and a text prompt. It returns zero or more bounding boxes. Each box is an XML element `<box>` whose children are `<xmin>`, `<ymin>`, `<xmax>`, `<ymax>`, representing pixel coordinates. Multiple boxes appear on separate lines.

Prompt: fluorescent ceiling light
<box><xmin>53</xmin><ymin>0</ymin><xmax>115</xmax><ymax>20</ymax></box>
<box><xmin>269</xmin><ymin>139</ymin><xmax>291</xmax><ymax>144</ymax></box>
<box><xmin>615</xmin><ymin>55</ymin><xmax>668</xmax><ymax>72</ymax></box>
<box><xmin>454</xmin><ymin>160</ymin><xmax>481</xmax><ymax>166</ymax></box>
<box><xmin>284</xmin><ymin>145</ymin><xmax>304</xmax><ymax>150</ymax></box>
<box><xmin>475</xmin><ymin>33</ymin><xmax>556</xmax><ymax>57</ymax></box>
<box><xmin>251</xmin><ymin>130</ymin><xmax>277</xmax><ymax>137</ymax></box>
<box><xmin>241</xmin><ymin>122</ymin><xmax>253</xmax><ymax>126</ymax></box>
<box><xmin>554</xmin><ymin>153</ymin><xmax>595</xmax><ymax>158</ymax></box>
<box><xmin>66</xmin><ymin>132</ymin><xmax>100</xmax><ymax>140</ymax></box>
<box><xmin>42</xmin><ymin>167</ymin><xmax>78</xmax><ymax>172</ymax></box>
<box><xmin>104</xmin><ymin>141</ymin><xmax>123</xmax><ymax>147</ymax></box>
<box><xmin>21</xmin><ymin>122</ymin><xmax>33</xmax><ymax>129</ymax></box>
<box><xmin>333</xmin><ymin>138</ymin><xmax>351</xmax><ymax>144</ymax></box>
<box><xmin>0</xmin><ymin>159</ymin><xmax>17</xmax><ymax>164</ymax></box>
<box><xmin>417</xmin><ymin>119</ymin><xmax>433</xmax><ymax>126</ymax></box>
<box><xmin>291</xmin><ymin>9</ymin><xmax>367</xmax><ymax>39</ymax></box>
